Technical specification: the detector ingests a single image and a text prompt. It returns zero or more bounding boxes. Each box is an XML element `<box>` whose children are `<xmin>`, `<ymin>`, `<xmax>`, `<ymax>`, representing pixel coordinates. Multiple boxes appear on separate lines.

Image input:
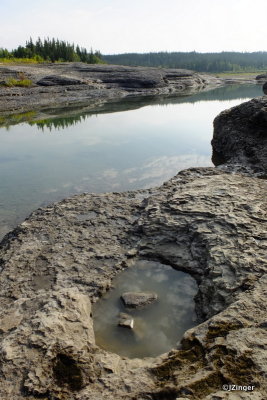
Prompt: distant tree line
<box><xmin>0</xmin><ymin>37</ymin><xmax>104</xmax><ymax>63</ymax></box>
<box><xmin>103</xmin><ymin>51</ymin><xmax>267</xmax><ymax>73</ymax></box>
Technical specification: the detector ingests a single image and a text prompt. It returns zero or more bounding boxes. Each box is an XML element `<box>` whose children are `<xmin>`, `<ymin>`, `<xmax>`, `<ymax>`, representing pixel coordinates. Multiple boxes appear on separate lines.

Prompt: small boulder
<box><xmin>118</xmin><ymin>313</ymin><xmax>134</xmax><ymax>329</ymax></box>
<box><xmin>121</xmin><ymin>292</ymin><xmax>158</xmax><ymax>308</ymax></box>
<box><xmin>256</xmin><ymin>73</ymin><xmax>267</xmax><ymax>81</ymax></box>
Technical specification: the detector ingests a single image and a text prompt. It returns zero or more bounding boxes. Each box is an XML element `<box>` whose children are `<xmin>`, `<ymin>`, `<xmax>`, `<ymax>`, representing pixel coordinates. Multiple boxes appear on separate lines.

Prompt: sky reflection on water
<box><xmin>0</xmin><ymin>84</ymin><xmax>263</xmax><ymax>239</ymax></box>
<box><xmin>93</xmin><ymin>260</ymin><xmax>198</xmax><ymax>358</ymax></box>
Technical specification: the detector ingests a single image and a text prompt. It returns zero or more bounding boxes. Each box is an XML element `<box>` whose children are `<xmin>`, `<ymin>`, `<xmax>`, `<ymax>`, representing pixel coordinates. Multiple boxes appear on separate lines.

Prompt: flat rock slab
<box><xmin>118</xmin><ymin>312</ymin><xmax>134</xmax><ymax>329</ymax></box>
<box><xmin>121</xmin><ymin>292</ymin><xmax>158</xmax><ymax>308</ymax></box>
<box><xmin>0</xmin><ymin>165</ymin><xmax>267</xmax><ymax>399</ymax></box>
<box><xmin>36</xmin><ymin>75</ymin><xmax>84</xmax><ymax>86</ymax></box>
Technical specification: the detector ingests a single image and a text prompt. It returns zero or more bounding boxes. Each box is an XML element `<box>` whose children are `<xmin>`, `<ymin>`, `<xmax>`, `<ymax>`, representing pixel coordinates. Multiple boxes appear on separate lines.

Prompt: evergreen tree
<box><xmin>0</xmin><ymin>37</ymin><xmax>104</xmax><ymax>64</ymax></box>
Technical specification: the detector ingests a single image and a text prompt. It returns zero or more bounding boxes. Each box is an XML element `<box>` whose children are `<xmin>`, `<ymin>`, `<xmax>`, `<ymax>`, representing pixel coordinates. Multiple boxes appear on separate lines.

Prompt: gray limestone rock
<box><xmin>0</xmin><ymin>62</ymin><xmax>223</xmax><ymax>115</ymax></box>
<box><xmin>212</xmin><ymin>96</ymin><xmax>267</xmax><ymax>175</ymax></box>
<box><xmin>36</xmin><ymin>75</ymin><xmax>84</xmax><ymax>86</ymax></box>
<box><xmin>118</xmin><ymin>312</ymin><xmax>134</xmax><ymax>329</ymax></box>
<box><xmin>121</xmin><ymin>292</ymin><xmax>158</xmax><ymax>308</ymax></box>
<box><xmin>0</xmin><ymin>166</ymin><xmax>266</xmax><ymax>399</ymax></box>
<box><xmin>0</xmin><ymin>95</ymin><xmax>267</xmax><ymax>399</ymax></box>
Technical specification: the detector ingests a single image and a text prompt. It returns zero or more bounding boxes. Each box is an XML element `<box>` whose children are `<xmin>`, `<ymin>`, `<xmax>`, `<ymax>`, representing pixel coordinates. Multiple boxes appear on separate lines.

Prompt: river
<box><xmin>0</xmin><ymin>83</ymin><xmax>262</xmax><ymax>240</ymax></box>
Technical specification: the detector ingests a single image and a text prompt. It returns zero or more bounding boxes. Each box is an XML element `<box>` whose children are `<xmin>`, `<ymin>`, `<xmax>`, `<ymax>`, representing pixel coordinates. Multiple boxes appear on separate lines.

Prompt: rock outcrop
<box><xmin>0</xmin><ymin>163</ymin><xmax>266</xmax><ymax>399</ymax></box>
<box><xmin>212</xmin><ymin>96</ymin><xmax>267</xmax><ymax>175</ymax></box>
<box><xmin>0</xmin><ymin>87</ymin><xmax>267</xmax><ymax>399</ymax></box>
<box><xmin>36</xmin><ymin>75</ymin><xmax>84</xmax><ymax>86</ymax></box>
<box><xmin>0</xmin><ymin>63</ymin><xmax>222</xmax><ymax>115</ymax></box>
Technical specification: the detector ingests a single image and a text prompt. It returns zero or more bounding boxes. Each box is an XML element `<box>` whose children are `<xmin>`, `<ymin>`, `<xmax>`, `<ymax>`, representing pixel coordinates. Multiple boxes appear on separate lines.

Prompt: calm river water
<box><xmin>0</xmin><ymin>84</ymin><xmax>262</xmax><ymax>239</ymax></box>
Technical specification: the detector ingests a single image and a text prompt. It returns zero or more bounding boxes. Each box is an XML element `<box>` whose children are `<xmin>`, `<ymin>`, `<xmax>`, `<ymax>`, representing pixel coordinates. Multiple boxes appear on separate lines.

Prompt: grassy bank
<box><xmin>0</xmin><ymin>57</ymin><xmax>41</xmax><ymax>64</ymax></box>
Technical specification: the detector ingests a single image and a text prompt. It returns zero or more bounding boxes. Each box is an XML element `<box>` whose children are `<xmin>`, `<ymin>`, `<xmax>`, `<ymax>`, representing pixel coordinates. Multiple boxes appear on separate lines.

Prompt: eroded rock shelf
<box><xmin>0</xmin><ymin>91</ymin><xmax>267</xmax><ymax>399</ymax></box>
<box><xmin>0</xmin><ymin>63</ymin><xmax>222</xmax><ymax>116</ymax></box>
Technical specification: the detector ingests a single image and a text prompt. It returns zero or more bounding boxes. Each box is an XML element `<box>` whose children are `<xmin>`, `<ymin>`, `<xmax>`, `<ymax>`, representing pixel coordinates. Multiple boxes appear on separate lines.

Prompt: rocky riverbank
<box><xmin>0</xmin><ymin>63</ymin><xmax>223</xmax><ymax>115</ymax></box>
<box><xmin>0</xmin><ymin>93</ymin><xmax>267</xmax><ymax>398</ymax></box>
<box><xmin>212</xmin><ymin>96</ymin><xmax>267</xmax><ymax>176</ymax></box>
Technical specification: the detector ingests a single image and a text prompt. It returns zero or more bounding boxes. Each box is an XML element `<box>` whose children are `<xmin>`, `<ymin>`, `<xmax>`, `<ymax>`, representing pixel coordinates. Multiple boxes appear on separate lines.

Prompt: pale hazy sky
<box><xmin>1</xmin><ymin>0</ymin><xmax>267</xmax><ymax>54</ymax></box>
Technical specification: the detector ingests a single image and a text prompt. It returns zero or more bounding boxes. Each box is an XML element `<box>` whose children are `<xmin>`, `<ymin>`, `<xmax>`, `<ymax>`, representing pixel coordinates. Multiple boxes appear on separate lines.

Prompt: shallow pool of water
<box><xmin>93</xmin><ymin>260</ymin><xmax>198</xmax><ymax>358</ymax></box>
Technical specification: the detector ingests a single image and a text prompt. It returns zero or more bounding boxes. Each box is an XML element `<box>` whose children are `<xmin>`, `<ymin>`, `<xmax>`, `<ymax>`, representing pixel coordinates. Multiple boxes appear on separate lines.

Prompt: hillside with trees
<box><xmin>103</xmin><ymin>51</ymin><xmax>267</xmax><ymax>73</ymax></box>
<box><xmin>0</xmin><ymin>38</ymin><xmax>104</xmax><ymax>63</ymax></box>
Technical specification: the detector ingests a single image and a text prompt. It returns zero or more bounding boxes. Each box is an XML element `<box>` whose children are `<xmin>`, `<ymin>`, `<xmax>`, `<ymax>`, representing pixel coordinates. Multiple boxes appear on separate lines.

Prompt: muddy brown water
<box><xmin>93</xmin><ymin>260</ymin><xmax>198</xmax><ymax>358</ymax></box>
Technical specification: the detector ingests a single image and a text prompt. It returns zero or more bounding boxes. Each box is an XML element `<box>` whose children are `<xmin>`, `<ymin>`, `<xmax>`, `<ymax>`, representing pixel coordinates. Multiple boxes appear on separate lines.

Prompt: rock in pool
<box><xmin>118</xmin><ymin>312</ymin><xmax>134</xmax><ymax>329</ymax></box>
<box><xmin>121</xmin><ymin>292</ymin><xmax>158</xmax><ymax>308</ymax></box>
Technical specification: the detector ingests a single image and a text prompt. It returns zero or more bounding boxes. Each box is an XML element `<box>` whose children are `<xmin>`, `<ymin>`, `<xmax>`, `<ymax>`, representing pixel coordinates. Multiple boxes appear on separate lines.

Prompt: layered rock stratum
<box><xmin>0</xmin><ymin>90</ymin><xmax>267</xmax><ymax>399</ymax></box>
<box><xmin>0</xmin><ymin>63</ymin><xmax>222</xmax><ymax>115</ymax></box>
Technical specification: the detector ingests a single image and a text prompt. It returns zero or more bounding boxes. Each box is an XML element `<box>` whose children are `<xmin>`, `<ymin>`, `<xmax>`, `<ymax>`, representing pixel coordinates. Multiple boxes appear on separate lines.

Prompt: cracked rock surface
<box><xmin>0</xmin><ymin>166</ymin><xmax>266</xmax><ymax>399</ymax></box>
<box><xmin>0</xmin><ymin>94</ymin><xmax>267</xmax><ymax>399</ymax></box>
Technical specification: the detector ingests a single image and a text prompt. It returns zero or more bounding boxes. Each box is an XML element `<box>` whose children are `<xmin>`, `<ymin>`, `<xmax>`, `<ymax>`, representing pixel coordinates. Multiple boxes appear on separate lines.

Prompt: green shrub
<box><xmin>0</xmin><ymin>57</ymin><xmax>41</xmax><ymax>64</ymax></box>
<box><xmin>5</xmin><ymin>78</ymin><xmax>33</xmax><ymax>87</ymax></box>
